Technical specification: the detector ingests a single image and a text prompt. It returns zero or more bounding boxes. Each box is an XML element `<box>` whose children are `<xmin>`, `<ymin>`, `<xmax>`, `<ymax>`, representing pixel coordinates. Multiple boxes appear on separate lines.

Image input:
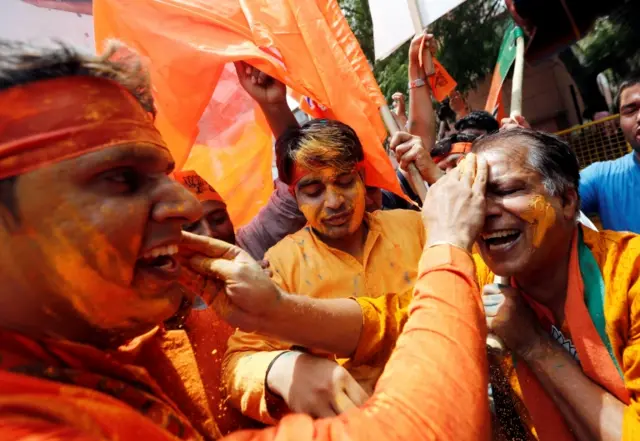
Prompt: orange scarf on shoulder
<box><xmin>496</xmin><ymin>230</ymin><xmax>630</xmax><ymax>440</ymax></box>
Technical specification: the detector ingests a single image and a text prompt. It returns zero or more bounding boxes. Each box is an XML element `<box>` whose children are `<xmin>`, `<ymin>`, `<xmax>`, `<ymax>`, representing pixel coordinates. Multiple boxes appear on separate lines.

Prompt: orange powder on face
<box><xmin>348</xmin><ymin>180</ymin><xmax>366</xmax><ymax>232</ymax></box>
<box><xmin>520</xmin><ymin>195</ymin><xmax>556</xmax><ymax>247</ymax></box>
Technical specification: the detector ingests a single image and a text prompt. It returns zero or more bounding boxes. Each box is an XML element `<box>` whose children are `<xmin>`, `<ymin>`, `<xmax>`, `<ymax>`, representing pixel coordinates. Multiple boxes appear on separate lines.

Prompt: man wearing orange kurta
<box><xmin>342</xmin><ymin>128</ymin><xmax>640</xmax><ymax>440</ymax></box>
<box><xmin>0</xmin><ymin>40</ymin><xmax>492</xmax><ymax>441</ymax></box>
<box><xmin>223</xmin><ymin>119</ymin><xmax>427</xmax><ymax>423</ymax></box>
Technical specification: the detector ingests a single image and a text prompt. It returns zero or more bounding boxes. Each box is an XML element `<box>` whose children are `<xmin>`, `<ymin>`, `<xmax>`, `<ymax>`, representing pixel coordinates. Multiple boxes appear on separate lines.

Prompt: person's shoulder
<box><xmin>583</xmin><ymin>226</ymin><xmax>640</xmax><ymax>278</ymax></box>
<box><xmin>264</xmin><ymin>226</ymin><xmax>313</xmax><ymax>260</ymax></box>
<box><xmin>582</xmin><ymin>154</ymin><xmax>633</xmax><ymax>177</ymax></box>
<box><xmin>372</xmin><ymin>208</ymin><xmax>422</xmax><ymax>226</ymax></box>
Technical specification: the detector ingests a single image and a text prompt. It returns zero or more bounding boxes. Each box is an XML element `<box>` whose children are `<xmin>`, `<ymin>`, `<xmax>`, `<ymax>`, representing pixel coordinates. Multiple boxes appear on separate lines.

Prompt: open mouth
<box><xmin>137</xmin><ymin>244</ymin><xmax>180</xmax><ymax>277</ymax></box>
<box><xmin>481</xmin><ymin>229</ymin><xmax>522</xmax><ymax>252</ymax></box>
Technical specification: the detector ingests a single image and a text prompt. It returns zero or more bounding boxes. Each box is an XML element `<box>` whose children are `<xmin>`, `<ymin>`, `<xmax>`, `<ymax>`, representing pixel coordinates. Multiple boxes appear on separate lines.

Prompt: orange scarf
<box><xmin>499</xmin><ymin>230</ymin><xmax>630</xmax><ymax>440</ymax></box>
<box><xmin>0</xmin><ymin>328</ymin><xmax>203</xmax><ymax>441</ymax></box>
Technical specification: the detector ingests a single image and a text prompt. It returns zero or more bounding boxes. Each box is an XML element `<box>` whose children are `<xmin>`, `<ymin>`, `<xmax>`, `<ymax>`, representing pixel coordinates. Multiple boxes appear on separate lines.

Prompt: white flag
<box><xmin>369</xmin><ymin>0</ymin><xmax>467</xmax><ymax>60</ymax></box>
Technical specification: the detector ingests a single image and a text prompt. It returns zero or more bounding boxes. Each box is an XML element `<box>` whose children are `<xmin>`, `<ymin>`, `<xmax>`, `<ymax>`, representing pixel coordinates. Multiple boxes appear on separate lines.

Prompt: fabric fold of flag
<box><xmin>94</xmin><ymin>0</ymin><xmax>404</xmax><ymax>227</ymax></box>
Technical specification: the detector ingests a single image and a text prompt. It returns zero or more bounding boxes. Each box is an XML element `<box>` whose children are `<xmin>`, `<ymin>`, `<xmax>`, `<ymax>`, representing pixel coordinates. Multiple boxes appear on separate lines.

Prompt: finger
<box><xmin>233</xmin><ymin>61</ymin><xmax>249</xmax><ymax>80</ymax></box>
<box><xmin>331</xmin><ymin>390</ymin><xmax>359</xmax><ymax>414</ymax></box>
<box><xmin>310</xmin><ymin>401</ymin><xmax>339</xmax><ymax>419</ymax></box>
<box><xmin>256</xmin><ymin>71</ymin><xmax>268</xmax><ymax>85</ymax></box>
<box><xmin>460</xmin><ymin>152</ymin><xmax>477</xmax><ymax>186</ymax></box>
<box><xmin>399</xmin><ymin>149</ymin><xmax>419</xmax><ymax>171</ymax></box>
<box><xmin>500</xmin><ymin>117</ymin><xmax>514</xmax><ymax>127</ymax></box>
<box><xmin>188</xmin><ymin>255</ymin><xmax>238</xmax><ymax>281</ymax></box>
<box><xmin>343</xmin><ymin>378</ymin><xmax>369</xmax><ymax>407</ymax></box>
<box><xmin>389</xmin><ymin>132</ymin><xmax>415</xmax><ymax>152</ymax></box>
<box><xmin>393</xmin><ymin>141</ymin><xmax>413</xmax><ymax>158</ymax></box>
<box><xmin>180</xmin><ymin>231</ymin><xmax>240</xmax><ymax>259</ymax></box>
<box><xmin>472</xmin><ymin>155</ymin><xmax>488</xmax><ymax>194</ymax></box>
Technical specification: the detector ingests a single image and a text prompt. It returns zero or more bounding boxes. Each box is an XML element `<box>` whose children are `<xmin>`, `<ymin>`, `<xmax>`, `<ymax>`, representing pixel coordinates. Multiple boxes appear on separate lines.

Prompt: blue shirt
<box><xmin>580</xmin><ymin>152</ymin><xmax>640</xmax><ymax>233</ymax></box>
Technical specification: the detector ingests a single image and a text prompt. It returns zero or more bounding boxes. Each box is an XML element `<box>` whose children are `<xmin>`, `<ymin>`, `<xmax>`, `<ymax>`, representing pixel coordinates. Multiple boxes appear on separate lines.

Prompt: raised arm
<box><xmin>233</xmin><ymin>62</ymin><xmax>305</xmax><ymax>260</ymax></box>
<box><xmin>235</xmin><ymin>61</ymin><xmax>298</xmax><ymax>140</ymax></box>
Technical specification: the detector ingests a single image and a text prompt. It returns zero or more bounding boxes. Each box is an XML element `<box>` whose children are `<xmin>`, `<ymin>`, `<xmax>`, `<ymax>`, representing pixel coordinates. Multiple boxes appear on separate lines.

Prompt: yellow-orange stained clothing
<box><xmin>350</xmin><ymin>226</ymin><xmax>640</xmax><ymax>440</ymax></box>
<box><xmin>0</xmin><ymin>245</ymin><xmax>489</xmax><ymax>441</ymax></box>
<box><xmin>474</xmin><ymin>226</ymin><xmax>640</xmax><ymax>441</ymax></box>
<box><xmin>223</xmin><ymin>209</ymin><xmax>426</xmax><ymax>423</ymax></box>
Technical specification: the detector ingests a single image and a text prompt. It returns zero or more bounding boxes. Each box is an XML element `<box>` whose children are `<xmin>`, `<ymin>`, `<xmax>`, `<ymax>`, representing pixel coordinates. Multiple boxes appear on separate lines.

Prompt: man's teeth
<box><xmin>142</xmin><ymin>244</ymin><xmax>178</xmax><ymax>260</ymax></box>
<box><xmin>481</xmin><ymin>230</ymin><xmax>519</xmax><ymax>240</ymax></box>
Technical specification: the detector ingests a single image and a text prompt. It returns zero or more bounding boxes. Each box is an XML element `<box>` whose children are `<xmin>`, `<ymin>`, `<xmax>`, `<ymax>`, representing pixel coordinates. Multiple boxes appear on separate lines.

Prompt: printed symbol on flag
<box><xmin>183</xmin><ymin>175</ymin><xmax>215</xmax><ymax>195</ymax></box>
<box><xmin>433</xmin><ymin>72</ymin><xmax>449</xmax><ymax>89</ymax></box>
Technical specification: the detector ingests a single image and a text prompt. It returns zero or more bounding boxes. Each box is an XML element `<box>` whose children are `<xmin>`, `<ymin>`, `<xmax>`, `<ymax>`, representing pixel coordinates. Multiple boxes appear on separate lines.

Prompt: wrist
<box><xmin>518</xmin><ymin>333</ymin><xmax>550</xmax><ymax>362</ymax></box>
<box><xmin>426</xmin><ymin>234</ymin><xmax>473</xmax><ymax>252</ymax></box>
<box><xmin>409</xmin><ymin>63</ymin><xmax>425</xmax><ymax>82</ymax></box>
<box><xmin>266</xmin><ymin>351</ymin><xmax>301</xmax><ymax>397</ymax></box>
<box><xmin>260</xmin><ymin>100</ymin><xmax>289</xmax><ymax>115</ymax></box>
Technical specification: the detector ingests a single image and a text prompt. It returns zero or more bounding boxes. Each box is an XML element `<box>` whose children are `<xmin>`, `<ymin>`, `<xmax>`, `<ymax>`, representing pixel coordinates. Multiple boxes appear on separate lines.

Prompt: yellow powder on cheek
<box><xmin>520</xmin><ymin>195</ymin><xmax>556</xmax><ymax>247</ymax></box>
<box><xmin>348</xmin><ymin>181</ymin><xmax>366</xmax><ymax>231</ymax></box>
<box><xmin>299</xmin><ymin>202</ymin><xmax>322</xmax><ymax>229</ymax></box>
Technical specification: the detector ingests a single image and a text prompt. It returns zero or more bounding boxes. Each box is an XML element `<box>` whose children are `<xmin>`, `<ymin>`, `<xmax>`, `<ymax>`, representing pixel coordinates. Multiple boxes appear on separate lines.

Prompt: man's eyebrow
<box><xmin>486</xmin><ymin>177</ymin><xmax>527</xmax><ymax>189</ymax></box>
<box><xmin>92</xmin><ymin>145</ymin><xmax>174</xmax><ymax>172</ymax></box>
<box><xmin>298</xmin><ymin>178</ymin><xmax>322</xmax><ymax>188</ymax></box>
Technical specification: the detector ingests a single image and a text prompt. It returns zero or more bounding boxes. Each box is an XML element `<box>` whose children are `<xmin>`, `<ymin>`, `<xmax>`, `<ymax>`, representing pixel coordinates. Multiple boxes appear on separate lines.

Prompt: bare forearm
<box><xmin>408</xmin><ymin>84</ymin><xmax>436</xmax><ymax>148</ymax></box>
<box><xmin>260</xmin><ymin>102</ymin><xmax>299</xmax><ymax>140</ymax></box>
<box><xmin>523</xmin><ymin>339</ymin><xmax>624</xmax><ymax>441</ymax></box>
<box><xmin>255</xmin><ymin>294</ymin><xmax>363</xmax><ymax>358</ymax></box>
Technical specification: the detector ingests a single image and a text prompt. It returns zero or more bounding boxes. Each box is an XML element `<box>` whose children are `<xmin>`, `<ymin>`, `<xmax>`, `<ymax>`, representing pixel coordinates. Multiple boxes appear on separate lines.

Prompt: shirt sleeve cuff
<box><xmin>418</xmin><ymin>244</ymin><xmax>476</xmax><ymax>279</ymax></box>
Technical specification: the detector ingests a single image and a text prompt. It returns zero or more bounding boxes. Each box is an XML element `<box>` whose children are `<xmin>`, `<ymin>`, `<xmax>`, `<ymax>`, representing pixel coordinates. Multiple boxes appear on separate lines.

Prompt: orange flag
<box><xmin>430</xmin><ymin>59</ymin><xmax>458</xmax><ymax>103</ymax></box>
<box><xmin>94</xmin><ymin>0</ymin><xmax>403</xmax><ymax>227</ymax></box>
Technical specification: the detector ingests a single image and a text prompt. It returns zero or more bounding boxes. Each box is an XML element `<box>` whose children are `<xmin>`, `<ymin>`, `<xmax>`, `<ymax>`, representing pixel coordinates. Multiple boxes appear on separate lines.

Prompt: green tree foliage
<box><xmin>339</xmin><ymin>0</ymin><xmax>508</xmax><ymax>100</ymax></box>
<box><xmin>559</xmin><ymin>0</ymin><xmax>640</xmax><ymax>115</ymax></box>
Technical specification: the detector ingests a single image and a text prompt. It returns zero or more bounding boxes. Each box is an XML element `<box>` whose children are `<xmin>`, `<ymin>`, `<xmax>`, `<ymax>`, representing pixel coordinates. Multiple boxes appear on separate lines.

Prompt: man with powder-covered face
<box><xmin>223</xmin><ymin>119</ymin><xmax>429</xmax><ymax>423</ymax></box>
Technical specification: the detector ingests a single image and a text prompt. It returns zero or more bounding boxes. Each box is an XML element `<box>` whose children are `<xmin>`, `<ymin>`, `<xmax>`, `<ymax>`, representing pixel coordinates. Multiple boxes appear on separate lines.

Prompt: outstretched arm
<box><xmin>185</xmin><ymin>153</ymin><xmax>491</xmax><ymax>441</ymax></box>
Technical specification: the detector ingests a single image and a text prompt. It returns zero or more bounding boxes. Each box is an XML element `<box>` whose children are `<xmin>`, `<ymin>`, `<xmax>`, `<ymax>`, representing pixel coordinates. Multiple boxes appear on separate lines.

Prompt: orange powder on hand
<box><xmin>520</xmin><ymin>195</ymin><xmax>556</xmax><ymax>247</ymax></box>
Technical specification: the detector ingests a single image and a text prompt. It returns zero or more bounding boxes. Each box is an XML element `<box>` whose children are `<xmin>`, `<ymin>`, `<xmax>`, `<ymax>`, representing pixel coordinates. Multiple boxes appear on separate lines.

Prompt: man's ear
<box><xmin>561</xmin><ymin>186</ymin><xmax>579</xmax><ymax>221</ymax></box>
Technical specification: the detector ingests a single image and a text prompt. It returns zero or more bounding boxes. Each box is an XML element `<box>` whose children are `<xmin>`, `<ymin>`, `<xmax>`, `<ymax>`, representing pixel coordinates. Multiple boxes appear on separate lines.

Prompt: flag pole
<box><xmin>492</xmin><ymin>32</ymin><xmax>527</xmax><ymax>352</ymax></box>
<box><xmin>378</xmin><ymin>0</ymin><xmax>429</xmax><ymax>203</ymax></box>
<box><xmin>491</xmin><ymin>32</ymin><xmax>527</xmax><ymax>349</ymax></box>
<box><xmin>509</xmin><ymin>35</ymin><xmax>525</xmax><ymax>117</ymax></box>
<box><xmin>380</xmin><ymin>105</ymin><xmax>428</xmax><ymax>202</ymax></box>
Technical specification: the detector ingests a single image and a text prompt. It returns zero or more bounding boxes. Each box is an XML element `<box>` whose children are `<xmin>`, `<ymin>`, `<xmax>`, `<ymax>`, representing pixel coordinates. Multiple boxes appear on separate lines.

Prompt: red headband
<box><xmin>433</xmin><ymin>142</ymin><xmax>473</xmax><ymax>164</ymax></box>
<box><xmin>288</xmin><ymin>161</ymin><xmax>364</xmax><ymax>196</ymax></box>
<box><xmin>0</xmin><ymin>76</ymin><xmax>168</xmax><ymax>180</ymax></box>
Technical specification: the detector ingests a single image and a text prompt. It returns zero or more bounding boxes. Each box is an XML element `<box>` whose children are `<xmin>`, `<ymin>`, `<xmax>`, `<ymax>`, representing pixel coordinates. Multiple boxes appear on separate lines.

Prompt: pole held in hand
<box><xmin>380</xmin><ymin>105</ymin><xmax>428</xmax><ymax>202</ymax></box>
<box><xmin>510</xmin><ymin>36</ymin><xmax>526</xmax><ymax>118</ymax></box>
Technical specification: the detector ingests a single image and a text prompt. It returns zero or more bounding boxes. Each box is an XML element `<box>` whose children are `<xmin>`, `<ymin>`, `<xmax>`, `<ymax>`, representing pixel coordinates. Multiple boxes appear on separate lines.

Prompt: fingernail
<box><xmin>190</xmin><ymin>255</ymin><xmax>206</xmax><ymax>269</ymax></box>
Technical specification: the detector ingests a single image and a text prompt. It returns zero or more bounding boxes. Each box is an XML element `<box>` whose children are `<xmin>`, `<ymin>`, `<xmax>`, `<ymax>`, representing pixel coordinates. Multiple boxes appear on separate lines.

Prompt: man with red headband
<box><xmin>0</xmin><ymin>40</ymin><xmax>491</xmax><ymax>441</ymax></box>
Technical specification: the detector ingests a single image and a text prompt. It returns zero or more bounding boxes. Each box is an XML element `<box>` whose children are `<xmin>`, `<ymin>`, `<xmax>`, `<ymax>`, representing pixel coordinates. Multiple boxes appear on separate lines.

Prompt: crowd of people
<box><xmin>0</xmin><ymin>28</ymin><xmax>640</xmax><ymax>441</ymax></box>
